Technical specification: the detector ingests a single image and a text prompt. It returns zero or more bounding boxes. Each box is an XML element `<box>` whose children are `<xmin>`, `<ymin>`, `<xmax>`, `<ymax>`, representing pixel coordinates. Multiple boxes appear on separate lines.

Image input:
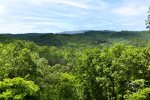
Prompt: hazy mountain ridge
<box><xmin>0</xmin><ymin>30</ymin><xmax>149</xmax><ymax>46</ymax></box>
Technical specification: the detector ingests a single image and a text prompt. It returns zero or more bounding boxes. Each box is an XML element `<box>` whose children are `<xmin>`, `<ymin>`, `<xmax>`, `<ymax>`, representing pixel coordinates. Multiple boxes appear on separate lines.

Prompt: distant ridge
<box><xmin>59</xmin><ymin>30</ymin><xmax>88</xmax><ymax>34</ymax></box>
<box><xmin>0</xmin><ymin>30</ymin><xmax>145</xmax><ymax>35</ymax></box>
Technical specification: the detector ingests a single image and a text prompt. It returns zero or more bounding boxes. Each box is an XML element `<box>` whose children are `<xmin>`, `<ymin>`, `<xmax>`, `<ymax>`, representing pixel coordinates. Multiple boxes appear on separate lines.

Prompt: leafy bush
<box><xmin>0</xmin><ymin>77</ymin><xmax>39</xmax><ymax>100</ymax></box>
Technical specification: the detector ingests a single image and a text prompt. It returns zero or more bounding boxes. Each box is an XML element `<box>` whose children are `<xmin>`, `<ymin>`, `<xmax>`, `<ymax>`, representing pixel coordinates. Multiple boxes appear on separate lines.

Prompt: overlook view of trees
<box><xmin>1</xmin><ymin>38</ymin><xmax>150</xmax><ymax>100</ymax></box>
<box><xmin>0</xmin><ymin>1</ymin><xmax>150</xmax><ymax>100</ymax></box>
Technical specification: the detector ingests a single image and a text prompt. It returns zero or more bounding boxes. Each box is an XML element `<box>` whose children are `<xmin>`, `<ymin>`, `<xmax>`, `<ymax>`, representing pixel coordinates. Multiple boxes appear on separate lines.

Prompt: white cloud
<box><xmin>28</xmin><ymin>0</ymin><xmax>109</xmax><ymax>10</ymax></box>
<box><xmin>55</xmin><ymin>0</ymin><xmax>89</xmax><ymax>9</ymax></box>
<box><xmin>0</xmin><ymin>23</ymin><xmax>36</xmax><ymax>33</ymax></box>
<box><xmin>0</xmin><ymin>19</ymin><xmax>78</xmax><ymax>33</ymax></box>
<box><xmin>112</xmin><ymin>0</ymin><xmax>150</xmax><ymax>17</ymax></box>
<box><xmin>0</xmin><ymin>0</ymin><xmax>148</xmax><ymax>33</ymax></box>
<box><xmin>112</xmin><ymin>6</ymin><xmax>147</xmax><ymax>16</ymax></box>
<box><xmin>0</xmin><ymin>18</ymin><xmax>5</xmax><ymax>23</ymax></box>
<box><xmin>47</xmin><ymin>11</ymin><xmax>88</xmax><ymax>18</ymax></box>
<box><xmin>0</xmin><ymin>0</ymin><xmax>91</xmax><ymax>12</ymax></box>
<box><xmin>20</xmin><ymin>16</ymin><xmax>58</xmax><ymax>21</ymax></box>
<box><xmin>0</xmin><ymin>5</ymin><xmax>7</xmax><ymax>15</ymax></box>
<box><xmin>29</xmin><ymin>0</ymin><xmax>90</xmax><ymax>9</ymax></box>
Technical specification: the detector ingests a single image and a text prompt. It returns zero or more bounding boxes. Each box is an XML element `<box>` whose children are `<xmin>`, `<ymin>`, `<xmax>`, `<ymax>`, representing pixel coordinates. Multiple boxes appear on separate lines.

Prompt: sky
<box><xmin>0</xmin><ymin>0</ymin><xmax>150</xmax><ymax>33</ymax></box>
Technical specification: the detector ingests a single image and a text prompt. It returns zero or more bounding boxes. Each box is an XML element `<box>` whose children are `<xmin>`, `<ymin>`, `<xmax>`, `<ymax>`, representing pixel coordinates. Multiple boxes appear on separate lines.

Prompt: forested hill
<box><xmin>1</xmin><ymin>30</ymin><xmax>150</xmax><ymax>100</ymax></box>
<box><xmin>0</xmin><ymin>30</ymin><xmax>150</xmax><ymax>46</ymax></box>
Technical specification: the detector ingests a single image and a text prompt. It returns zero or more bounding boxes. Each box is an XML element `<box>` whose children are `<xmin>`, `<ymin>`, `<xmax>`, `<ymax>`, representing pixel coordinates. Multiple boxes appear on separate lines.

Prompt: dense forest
<box><xmin>0</xmin><ymin>30</ymin><xmax>150</xmax><ymax>100</ymax></box>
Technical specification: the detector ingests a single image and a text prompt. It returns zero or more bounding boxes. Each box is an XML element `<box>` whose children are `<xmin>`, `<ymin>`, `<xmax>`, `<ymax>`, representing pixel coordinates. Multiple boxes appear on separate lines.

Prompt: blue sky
<box><xmin>0</xmin><ymin>0</ymin><xmax>149</xmax><ymax>33</ymax></box>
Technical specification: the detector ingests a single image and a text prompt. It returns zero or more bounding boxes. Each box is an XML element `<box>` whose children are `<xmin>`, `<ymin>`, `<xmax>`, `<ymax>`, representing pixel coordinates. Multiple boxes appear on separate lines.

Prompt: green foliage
<box><xmin>146</xmin><ymin>7</ymin><xmax>150</xmax><ymax>30</ymax></box>
<box><xmin>0</xmin><ymin>41</ymin><xmax>49</xmax><ymax>83</ymax></box>
<box><xmin>1</xmin><ymin>30</ymin><xmax>150</xmax><ymax>47</ymax></box>
<box><xmin>0</xmin><ymin>77</ymin><xmax>39</xmax><ymax>100</ymax></box>
<box><xmin>125</xmin><ymin>88</ymin><xmax>150</xmax><ymax>100</ymax></box>
<box><xmin>76</xmin><ymin>43</ymin><xmax>150</xmax><ymax>100</ymax></box>
<box><xmin>58</xmin><ymin>73</ymin><xmax>83</xmax><ymax>100</ymax></box>
<box><xmin>39</xmin><ymin>64</ymin><xmax>83</xmax><ymax>100</ymax></box>
<box><xmin>1</xmin><ymin>33</ymin><xmax>150</xmax><ymax>100</ymax></box>
<box><xmin>39</xmin><ymin>46</ymin><xmax>67</xmax><ymax>66</ymax></box>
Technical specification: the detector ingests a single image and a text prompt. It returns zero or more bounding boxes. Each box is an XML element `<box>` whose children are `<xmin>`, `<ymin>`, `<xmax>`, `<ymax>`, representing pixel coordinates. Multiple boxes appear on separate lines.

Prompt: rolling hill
<box><xmin>0</xmin><ymin>30</ymin><xmax>149</xmax><ymax>46</ymax></box>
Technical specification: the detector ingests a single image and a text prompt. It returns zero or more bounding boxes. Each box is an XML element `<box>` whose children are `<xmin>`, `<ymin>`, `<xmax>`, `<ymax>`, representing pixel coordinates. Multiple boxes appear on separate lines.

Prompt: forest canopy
<box><xmin>0</xmin><ymin>7</ymin><xmax>150</xmax><ymax>100</ymax></box>
<box><xmin>0</xmin><ymin>36</ymin><xmax>150</xmax><ymax>100</ymax></box>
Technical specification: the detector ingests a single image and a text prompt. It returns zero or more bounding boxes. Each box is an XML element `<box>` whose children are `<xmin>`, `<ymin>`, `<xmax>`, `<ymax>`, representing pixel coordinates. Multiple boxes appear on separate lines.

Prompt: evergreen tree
<box><xmin>146</xmin><ymin>7</ymin><xmax>150</xmax><ymax>30</ymax></box>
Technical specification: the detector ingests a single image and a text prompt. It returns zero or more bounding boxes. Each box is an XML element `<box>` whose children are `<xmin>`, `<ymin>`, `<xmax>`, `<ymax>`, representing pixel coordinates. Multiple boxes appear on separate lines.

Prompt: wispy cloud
<box><xmin>0</xmin><ymin>5</ymin><xmax>7</xmax><ymax>15</ymax></box>
<box><xmin>112</xmin><ymin>6</ymin><xmax>147</xmax><ymax>16</ymax></box>
<box><xmin>29</xmin><ymin>0</ymin><xmax>91</xmax><ymax>9</ymax></box>
<box><xmin>112</xmin><ymin>0</ymin><xmax>150</xmax><ymax>17</ymax></box>
<box><xmin>0</xmin><ymin>0</ymin><xmax>149</xmax><ymax>33</ymax></box>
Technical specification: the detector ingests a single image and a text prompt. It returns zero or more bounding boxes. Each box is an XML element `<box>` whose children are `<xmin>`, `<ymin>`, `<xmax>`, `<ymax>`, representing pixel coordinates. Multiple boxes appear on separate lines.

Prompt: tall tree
<box><xmin>146</xmin><ymin>7</ymin><xmax>150</xmax><ymax>30</ymax></box>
